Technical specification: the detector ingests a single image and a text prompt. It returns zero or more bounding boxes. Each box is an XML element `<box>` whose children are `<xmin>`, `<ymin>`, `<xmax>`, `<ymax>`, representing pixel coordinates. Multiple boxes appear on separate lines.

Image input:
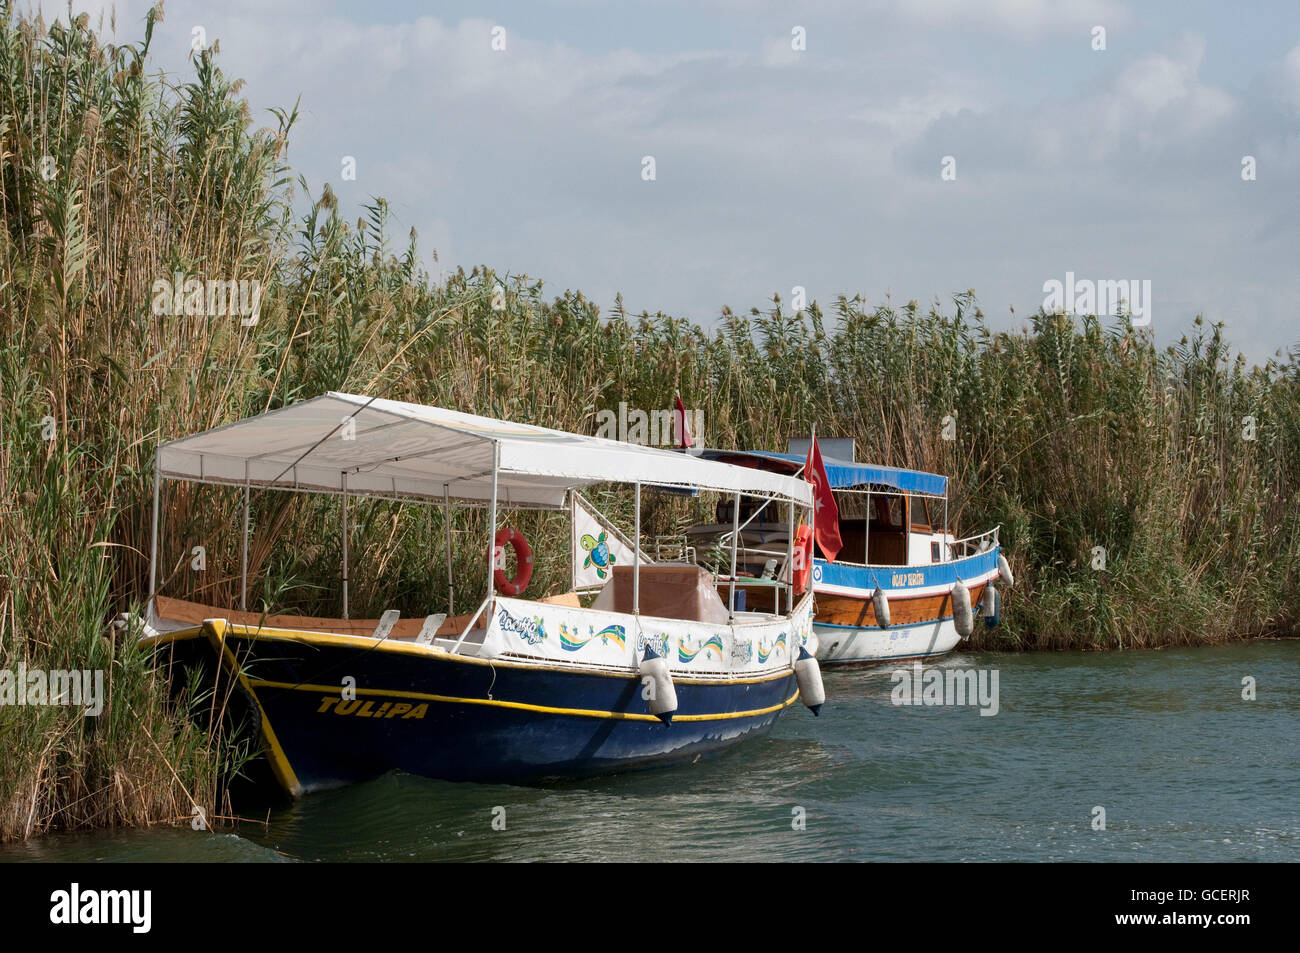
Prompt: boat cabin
<box><xmin>686</xmin><ymin>442</ymin><xmax>952</xmax><ymax>575</ymax></box>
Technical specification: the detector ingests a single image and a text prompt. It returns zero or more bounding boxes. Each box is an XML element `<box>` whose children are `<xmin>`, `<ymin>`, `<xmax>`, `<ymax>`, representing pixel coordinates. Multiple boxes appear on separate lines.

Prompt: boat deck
<box><xmin>150</xmin><ymin>595</ymin><xmax>582</xmax><ymax>655</ymax></box>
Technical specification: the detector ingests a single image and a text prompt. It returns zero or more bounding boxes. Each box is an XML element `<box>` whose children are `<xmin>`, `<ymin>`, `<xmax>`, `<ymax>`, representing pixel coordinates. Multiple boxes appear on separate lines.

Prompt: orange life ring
<box><xmin>492</xmin><ymin>527</ymin><xmax>533</xmax><ymax>596</ymax></box>
<box><xmin>792</xmin><ymin>524</ymin><xmax>814</xmax><ymax>594</ymax></box>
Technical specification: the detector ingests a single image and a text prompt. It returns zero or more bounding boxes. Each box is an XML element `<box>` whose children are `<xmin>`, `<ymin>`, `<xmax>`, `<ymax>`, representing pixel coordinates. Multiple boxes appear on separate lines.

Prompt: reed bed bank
<box><xmin>0</xmin><ymin>6</ymin><xmax>1296</xmax><ymax>840</ymax></box>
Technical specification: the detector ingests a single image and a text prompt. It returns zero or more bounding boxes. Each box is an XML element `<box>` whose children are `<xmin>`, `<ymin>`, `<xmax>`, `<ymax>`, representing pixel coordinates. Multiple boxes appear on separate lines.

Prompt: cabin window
<box><xmin>928</xmin><ymin>497</ymin><xmax>943</xmax><ymax>529</ymax></box>
<box><xmin>716</xmin><ymin>498</ymin><xmax>772</xmax><ymax>525</ymax></box>
<box><xmin>820</xmin><ymin>491</ymin><xmax>858</xmax><ymax>562</ymax></box>
<box><xmin>869</xmin><ymin>495</ymin><xmax>904</xmax><ymax>530</ymax></box>
<box><xmin>931</xmin><ymin>541</ymin><xmax>941</xmax><ymax>563</ymax></box>
<box><xmin>858</xmin><ymin>493</ymin><xmax>907</xmax><ymax>566</ymax></box>
<box><xmin>833</xmin><ymin>490</ymin><xmax>866</xmax><ymax>520</ymax></box>
<box><xmin>910</xmin><ymin>494</ymin><xmax>932</xmax><ymax>533</ymax></box>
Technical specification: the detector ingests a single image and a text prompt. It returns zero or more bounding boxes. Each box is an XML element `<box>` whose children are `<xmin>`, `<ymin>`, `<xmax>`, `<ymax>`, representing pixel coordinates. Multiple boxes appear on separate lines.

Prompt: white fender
<box><xmin>982</xmin><ymin>581</ymin><xmax>998</xmax><ymax>619</ymax></box>
<box><xmin>951</xmin><ymin>581</ymin><xmax>974</xmax><ymax>639</ymax></box>
<box><xmin>982</xmin><ymin>582</ymin><xmax>1000</xmax><ymax>628</ymax></box>
<box><xmin>639</xmin><ymin>649</ymin><xmax>678</xmax><ymax>724</ymax></box>
<box><xmin>997</xmin><ymin>552</ymin><xmax>1014</xmax><ymax>588</ymax></box>
<box><xmin>794</xmin><ymin>645</ymin><xmax>825</xmax><ymax>715</ymax></box>
<box><xmin>872</xmin><ymin>585</ymin><xmax>891</xmax><ymax>629</ymax></box>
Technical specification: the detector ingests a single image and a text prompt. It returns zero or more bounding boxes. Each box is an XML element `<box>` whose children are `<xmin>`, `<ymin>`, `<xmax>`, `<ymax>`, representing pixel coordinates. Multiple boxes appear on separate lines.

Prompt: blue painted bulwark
<box><xmin>816</xmin><ymin>548</ymin><xmax>998</xmax><ymax>594</ymax></box>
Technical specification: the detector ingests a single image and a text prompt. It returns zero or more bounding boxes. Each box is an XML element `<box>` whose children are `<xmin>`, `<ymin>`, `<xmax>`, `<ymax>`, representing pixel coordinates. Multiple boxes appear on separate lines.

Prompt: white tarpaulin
<box><xmin>571</xmin><ymin>494</ymin><xmax>650</xmax><ymax>590</ymax></box>
<box><xmin>157</xmin><ymin>393</ymin><xmax>812</xmax><ymax>509</ymax></box>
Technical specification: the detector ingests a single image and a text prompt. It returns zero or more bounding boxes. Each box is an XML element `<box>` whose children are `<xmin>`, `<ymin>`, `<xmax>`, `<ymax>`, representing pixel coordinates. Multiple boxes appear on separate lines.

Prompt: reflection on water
<box><xmin>5</xmin><ymin>641</ymin><xmax>1297</xmax><ymax>862</ymax></box>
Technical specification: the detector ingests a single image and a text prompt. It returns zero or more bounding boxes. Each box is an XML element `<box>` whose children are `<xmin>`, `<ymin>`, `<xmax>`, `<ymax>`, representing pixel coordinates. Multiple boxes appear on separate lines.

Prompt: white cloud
<box><xmin>905</xmin><ymin>34</ymin><xmax>1239</xmax><ymax>169</ymax></box>
<box><xmin>71</xmin><ymin>2</ymin><xmax>1300</xmax><ymax>361</ymax></box>
<box><xmin>1279</xmin><ymin>43</ymin><xmax>1300</xmax><ymax>110</ymax></box>
<box><xmin>879</xmin><ymin>0</ymin><xmax>1131</xmax><ymax>41</ymax></box>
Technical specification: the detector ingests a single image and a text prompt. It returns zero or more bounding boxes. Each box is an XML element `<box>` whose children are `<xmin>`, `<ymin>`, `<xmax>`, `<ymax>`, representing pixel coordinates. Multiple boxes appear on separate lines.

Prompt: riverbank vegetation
<box><xmin>1</xmin><ymin>5</ymin><xmax>1296</xmax><ymax>840</ymax></box>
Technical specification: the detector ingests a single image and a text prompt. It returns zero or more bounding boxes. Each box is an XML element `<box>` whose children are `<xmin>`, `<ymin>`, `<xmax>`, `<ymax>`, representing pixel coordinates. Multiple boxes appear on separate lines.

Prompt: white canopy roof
<box><xmin>157</xmin><ymin>393</ymin><xmax>813</xmax><ymax>509</ymax></box>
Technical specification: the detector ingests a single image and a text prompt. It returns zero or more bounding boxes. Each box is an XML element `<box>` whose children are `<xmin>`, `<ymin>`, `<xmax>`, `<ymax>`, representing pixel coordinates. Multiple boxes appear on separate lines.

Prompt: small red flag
<box><xmin>674</xmin><ymin>395</ymin><xmax>694</xmax><ymax>449</ymax></box>
<box><xmin>805</xmin><ymin>435</ymin><xmax>842</xmax><ymax>562</ymax></box>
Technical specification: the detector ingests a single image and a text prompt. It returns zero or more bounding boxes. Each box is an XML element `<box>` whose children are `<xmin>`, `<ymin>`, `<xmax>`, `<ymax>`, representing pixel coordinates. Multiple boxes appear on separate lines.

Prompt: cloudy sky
<box><xmin>44</xmin><ymin>1</ymin><xmax>1300</xmax><ymax>361</ymax></box>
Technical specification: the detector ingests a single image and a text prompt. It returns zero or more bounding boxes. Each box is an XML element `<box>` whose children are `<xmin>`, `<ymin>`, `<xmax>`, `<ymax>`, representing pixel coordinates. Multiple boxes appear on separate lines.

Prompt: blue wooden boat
<box><xmin>137</xmin><ymin>394</ymin><xmax>824</xmax><ymax>795</ymax></box>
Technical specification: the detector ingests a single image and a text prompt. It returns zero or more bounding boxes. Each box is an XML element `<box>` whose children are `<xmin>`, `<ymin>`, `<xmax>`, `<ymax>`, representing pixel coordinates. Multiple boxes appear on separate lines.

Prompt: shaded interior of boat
<box><xmin>682</xmin><ymin>486</ymin><xmax>955</xmax><ymax>615</ymax></box>
<box><xmin>831</xmin><ymin>492</ymin><xmax>943</xmax><ymax>565</ymax></box>
<box><xmin>151</xmin><ymin>563</ymin><xmax>770</xmax><ymax>656</ymax></box>
<box><xmin>689</xmin><ymin>493</ymin><xmax>942</xmax><ymax>566</ymax></box>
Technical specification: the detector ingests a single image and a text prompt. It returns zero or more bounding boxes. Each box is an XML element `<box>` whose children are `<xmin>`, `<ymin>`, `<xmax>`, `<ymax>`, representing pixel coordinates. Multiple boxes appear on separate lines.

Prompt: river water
<box><xmin>5</xmin><ymin>641</ymin><xmax>1297</xmax><ymax>862</ymax></box>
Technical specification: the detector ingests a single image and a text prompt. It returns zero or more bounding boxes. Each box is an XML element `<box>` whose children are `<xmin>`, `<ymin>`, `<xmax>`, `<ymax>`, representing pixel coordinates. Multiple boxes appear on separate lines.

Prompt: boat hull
<box><xmin>150</xmin><ymin>621</ymin><xmax>799</xmax><ymax>795</ymax></box>
<box><xmin>813</xmin><ymin>616</ymin><xmax>962</xmax><ymax>665</ymax></box>
<box><xmin>808</xmin><ymin>548</ymin><xmax>999</xmax><ymax>666</ymax></box>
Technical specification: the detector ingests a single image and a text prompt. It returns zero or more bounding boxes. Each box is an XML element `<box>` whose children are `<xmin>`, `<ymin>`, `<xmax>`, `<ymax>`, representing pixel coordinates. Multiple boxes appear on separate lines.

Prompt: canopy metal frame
<box><xmin>148</xmin><ymin>401</ymin><xmax>813</xmax><ymax>650</ymax></box>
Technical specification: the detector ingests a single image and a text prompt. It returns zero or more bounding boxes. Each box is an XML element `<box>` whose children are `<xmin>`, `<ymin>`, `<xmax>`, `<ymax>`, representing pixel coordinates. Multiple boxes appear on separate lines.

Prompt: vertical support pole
<box><xmin>864</xmin><ymin>490</ymin><xmax>871</xmax><ymax>566</ymax></box>
<box><xmin>341</xmin><ymin>471</ymin><xmax>349</xmax><ymax>619</ymax></box>
<box><xmin>727</xmin><ymin>490</ymin><xmax>740</xmax><ymax>620</ymax></box>
<box><xmin>486</xmin><ymin>443</ymin><xmax>499</xmax><ymax>603</ymax></box>
<box><xmin>149</xmin><ymin>448</ymin><xmax>161</xmax><ymax>601</ymax></box>
<box><xmin>943</xmin><ymin>495</ymin><xmax>949</xmax><ymax>562</ymax></box>
<box><xmin>807</xmin><ymin>420</ymin><xmax>817</xmax><ymax>590</ymax></box>
<box><xmin>904</xmin><ymin>493</ymin><xmax>911</xmax><ymax>565</ymax></box>
<box><xmin>632</xmin><ymin>483</ymin><xmax>641</xmax><ymax>617</ymax></box>
<box><xmin>444</xmin><ymin>482</ymin><xmax>454</xmax><ymax>616</ymax></box>
<box><xmin>786</xmin><ymin>499</ymin><xmax>795</xmax><ymax>614</ymax></box>
<box><xmin>569</xmin><ymin>490</ymin><xmax>579</xmax><ymax>593</ymax></box>
<box><xmin>240</xmin><ymin>462</ymin><xmax>250</xmax><ymax>611</ymax></box>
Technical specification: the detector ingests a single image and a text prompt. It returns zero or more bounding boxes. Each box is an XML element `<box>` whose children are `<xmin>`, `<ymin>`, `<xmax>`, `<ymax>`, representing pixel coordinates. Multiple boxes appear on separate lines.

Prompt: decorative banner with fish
<box><xmin>572</xmin><ymin>492</ymin><xmax>653</xmax><ymax>590</ymax></box>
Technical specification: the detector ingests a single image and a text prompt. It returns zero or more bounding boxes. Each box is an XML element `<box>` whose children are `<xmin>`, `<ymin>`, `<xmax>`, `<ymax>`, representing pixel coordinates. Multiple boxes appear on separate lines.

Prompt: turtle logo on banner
<box><xmin>573</xmin><ymin>495</ymin><xmax>651</xmax><ymax>590</ymax></box>
<box><xmin>580</xmin><ymin>531</ymin><xmax>616</xmax><ymax>579</ymax></box>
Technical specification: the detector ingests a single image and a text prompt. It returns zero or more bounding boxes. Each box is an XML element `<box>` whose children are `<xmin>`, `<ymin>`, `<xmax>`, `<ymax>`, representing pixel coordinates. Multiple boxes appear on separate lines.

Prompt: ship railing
<box><xmin>685</xmin><ymin>528</ymin><xmax>793</xmax><ymax>580</ymax></box>
<box><xmin>948</xmin><ymin>524</ymin><xmax>1000</xmax><ymax>560</ymax></box>
<box><xmin>653</xmin><ymin>535</ymin><xmax>697</xmax><ymax>564</ymax></box>
<box><xmin>707</xmin><ymin>543</ymin><xmax>794</xmax><ymax>584</ymax></box>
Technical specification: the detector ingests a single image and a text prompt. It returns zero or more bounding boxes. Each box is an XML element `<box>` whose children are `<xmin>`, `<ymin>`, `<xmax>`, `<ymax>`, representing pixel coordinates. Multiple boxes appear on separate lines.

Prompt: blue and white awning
<box><xmin>694</xmin><ymin>450</ymin><xmax>948</xmax><ymax>497</ymax></box>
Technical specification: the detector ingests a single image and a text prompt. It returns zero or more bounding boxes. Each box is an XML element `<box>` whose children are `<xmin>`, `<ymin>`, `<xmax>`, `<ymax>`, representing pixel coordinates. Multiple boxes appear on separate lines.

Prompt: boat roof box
<box><xmin>788</xmin><ymin>437</ymin><xmax>855</xmax><ymax>461</ymax></box>
<box><xmin>590</xmin><ymin>564</ymin><xmax>730</xmax><ymax>624</ymax></box>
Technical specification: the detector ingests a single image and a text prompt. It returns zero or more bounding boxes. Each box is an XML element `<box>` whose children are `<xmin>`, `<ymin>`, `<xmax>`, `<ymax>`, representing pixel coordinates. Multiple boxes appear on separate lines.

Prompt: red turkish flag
<box><xmin>805</xmin><ymin>435</ymin><xmax>842</xmax><ymax>562</ymax></box>
<box><xmin>674</xmin><ymin>395</ymin><xmax>694</xmax><ymax>449</ymax></box>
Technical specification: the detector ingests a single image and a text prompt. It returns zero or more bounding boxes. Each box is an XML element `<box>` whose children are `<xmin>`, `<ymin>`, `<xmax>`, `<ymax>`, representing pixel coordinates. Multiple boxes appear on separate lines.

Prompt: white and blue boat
<box><xmin>686</xmin><ymin>440</ymin><xmax>1012</xmax><ymax>666</ymax></box>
